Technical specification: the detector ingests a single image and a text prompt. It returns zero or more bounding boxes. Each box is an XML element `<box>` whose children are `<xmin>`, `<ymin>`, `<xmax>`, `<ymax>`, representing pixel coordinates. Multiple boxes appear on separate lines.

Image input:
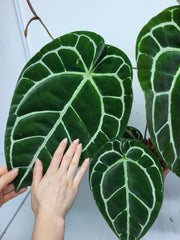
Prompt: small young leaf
<box><xmin>123</xmin><ymin>126</ymin><xmax>143</xmax><ymax>141</ymax></box>
<box><xmin>89</xmin><ymin>138</ymin><xmax>163</xmax><ymax>240</ymax></box>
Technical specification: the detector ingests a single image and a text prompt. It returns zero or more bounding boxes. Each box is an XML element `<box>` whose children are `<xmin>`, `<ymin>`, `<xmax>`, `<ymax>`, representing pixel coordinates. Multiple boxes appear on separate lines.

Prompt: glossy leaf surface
<box><xmin>136</xmin><ymin>6</ymin><xmax>180</xmax><ymax>176</ymax></box>
<box><xmin>89</xmin><ymin>139</ymin><xmax>163</xmax><ymax>240</ymax></box>
<box><xmin>5</xmin><ymin>31</ymin><xmax>133</xmax><ymax>190</ymax></box>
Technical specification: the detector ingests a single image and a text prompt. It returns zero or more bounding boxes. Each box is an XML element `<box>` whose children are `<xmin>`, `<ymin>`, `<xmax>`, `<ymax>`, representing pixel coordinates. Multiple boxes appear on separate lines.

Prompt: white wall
<box><xmin>0</xmin><ymin>0</ymin><xmax>180</xmax><ymax>239</ymax></box>
<box><xmin>0</xmin><ymin>0</ymin><xmax>26</xmax><ymax>154</ymax></box>
<box><xmin>0</xmin><ymin>0</ymin><xmax>30</xmax><ymax>237</ymax></box>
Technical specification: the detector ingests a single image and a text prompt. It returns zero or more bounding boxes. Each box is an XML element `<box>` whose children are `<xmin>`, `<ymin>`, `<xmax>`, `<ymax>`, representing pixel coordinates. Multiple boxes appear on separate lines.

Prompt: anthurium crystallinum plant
<box><xmin>4</xmin><ymin>5</ymin><xmax>180</xmax><ymax>240</ymax></box>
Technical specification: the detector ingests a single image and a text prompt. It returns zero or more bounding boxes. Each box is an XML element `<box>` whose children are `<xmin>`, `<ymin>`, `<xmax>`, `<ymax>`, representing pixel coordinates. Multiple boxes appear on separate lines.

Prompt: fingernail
<box><xmin>62</xmin><ymin>138</ymin><xmax>68</xmax><ymax>143</ymax></box>
<box><xmin>35</xmin><ymin>159</ymin><xmax>41</xmax><ymax>167</ymax></box>
<box><xmin>73</xmin><ymin>139</ymin><xmax>79</xmax><ymax>144</ymax></box>
<box><xmin>85</xmin><ymin>158</ymin><xmax>90</xmax><ymax>164</ymax></box>
<box><xmin>11</xmin><ymin>168</ymin><xmax>19</xmax><ymax>175</ymax></box>
<box><xmin>77</xmin><ymin>143</ymin><xmax>82</xmax><ymax>149</ymax></box>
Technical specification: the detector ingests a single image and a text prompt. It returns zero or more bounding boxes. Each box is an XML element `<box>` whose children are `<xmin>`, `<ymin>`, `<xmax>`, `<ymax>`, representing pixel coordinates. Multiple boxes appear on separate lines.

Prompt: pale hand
<box><xmin>0</xmin><ymin>166</ymin><xmax>27</xmax><ymax>207</ymax></box>
<box><xmin>31</xmin><ymin>138</ymin><xmax>90</xmax><ymax>219</ymax></box>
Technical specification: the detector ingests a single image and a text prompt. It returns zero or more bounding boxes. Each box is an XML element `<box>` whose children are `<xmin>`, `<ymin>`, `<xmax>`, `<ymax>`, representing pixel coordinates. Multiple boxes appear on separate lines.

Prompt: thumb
<box><xmin>0</xmin><ymin>168</ymin><xmax>19</xmax><ymax>191</ymax></box>
<box><xmin>32</xmin><ymin>159</ymin><xmax>43</xmax><ymax>187</ymax></box>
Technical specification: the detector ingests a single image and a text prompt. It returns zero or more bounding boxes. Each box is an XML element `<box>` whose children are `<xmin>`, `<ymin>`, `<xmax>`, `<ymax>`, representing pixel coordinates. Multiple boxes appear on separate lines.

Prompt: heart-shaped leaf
<box><xmin>123</xmin><ymin>126</ymin><xmax>143</xmax><ymax>141</ymax></box>
<box><xmin>89</xmin><ymin>138</ymin><xmax>163</xmax><ymax>240</ymax></box>
<box><xmin>5</xmin><ymin>31</ymin><xmax>133</xmax><ymax>191</ymax></box>
<box><xmin>136</xmin><ymin>6</ymin><xmax>180</xmax><ymax>176</ymax></box>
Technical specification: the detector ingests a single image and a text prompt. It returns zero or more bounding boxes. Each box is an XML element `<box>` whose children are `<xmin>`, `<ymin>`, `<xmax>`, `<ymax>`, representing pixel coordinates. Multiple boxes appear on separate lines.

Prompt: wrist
<box><xmin>32</xmin><ymin>209</ymin><xmax>65</xmax><ymax>240</ymax></box>
<box><xmin>35</xmin><ymin>207</ymin><xmax>65</xmax><ymax>225</ymax></box>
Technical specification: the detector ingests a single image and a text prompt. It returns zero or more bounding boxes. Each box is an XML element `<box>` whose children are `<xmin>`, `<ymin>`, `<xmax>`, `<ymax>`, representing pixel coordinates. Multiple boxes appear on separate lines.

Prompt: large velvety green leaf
<box><xmin>89</xmin><ymin>138</ymin><xmax>163</xmax><ymax>240</ymax></box>
<box><xmin>5</xmin><ymin>31</ymin><xmax>133</xmax><ymax>191</ymax></box>
<box><xmin>136</xmin><ymin>6</ymin><xmax>180</xmax><ymax>176</ymax></box>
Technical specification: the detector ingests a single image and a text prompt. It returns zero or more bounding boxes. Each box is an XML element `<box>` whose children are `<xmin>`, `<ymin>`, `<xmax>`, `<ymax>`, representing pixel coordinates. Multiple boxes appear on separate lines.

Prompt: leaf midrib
<box><xmin>97</xmin><ymin>154</ymin><xmax>158</xmax><ymax>239</ymax></box>
<box><xmin>16</xmin><ymin>74</ymin><xmax>89</xmax><ymax>189</ymax></box>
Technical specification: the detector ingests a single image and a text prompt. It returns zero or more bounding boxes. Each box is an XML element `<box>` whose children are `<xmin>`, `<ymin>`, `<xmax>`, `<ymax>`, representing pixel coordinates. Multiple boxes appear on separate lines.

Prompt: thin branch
<box><xmin>38</xmin><ymin>18</ymin><xmax>54</xmax><ymax>40</ymax></box>
<box><xmin>24</xmin><ymin>16</ymin><xmax>39</xmax><ymax>37</ymax></box>
<box><xmin>25</xmin><ymin>0</ymin><xmax>54</xmax><ymax>40</ymax></box>
<box><xmin>27</xmin><ymin>0</ymin><xmax>37</xmax><ymax>16</ymax></box>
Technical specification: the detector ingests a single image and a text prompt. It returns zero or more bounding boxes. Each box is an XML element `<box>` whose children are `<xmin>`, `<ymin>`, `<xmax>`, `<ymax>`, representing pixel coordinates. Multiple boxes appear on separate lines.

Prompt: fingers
<box><xmin>0</xmin><ymin>168</ymin><xmax>19</xmax><ymax>191</ymax></box>
<box><xmin>0</xmin><ymin>166</ymin><xmax>8</xmax><ymax>177</ymax></box>
<box><xmin>2</xmin><ymin>183</ymin><xmax>15</xmax><ymax>194</ymax></box>
<box><xmin>2</xmin><ymin>184</ymin><xmax>27</xmax><ymax>195</ymax></box>
<box><xmin>32</xmin><ymin>159</ymin><xmax>43</xmax><ymax>187</ymax></box>
<box><xmin>2</xmin><ymin>187</ymin><xmax>27</xmax><ymax>205</ymax></box>
<box><xmin>58</xmin><ymin>139</ymin><xmax>79</xmax><ymax>174</ymax></box>
<box><xmin>73</xmin><ymin>158</ymin><xmax>90</xmax><ymax>187</ymax></box>
<box><xmin>47</xmin><ymin>138</ymin><xmax>68</xmax><ymax>174</ymax></box>
<box><xmin>67</xmin><ymin>143</ymin><xmax>82</xmax><ymax>179</ymax></box>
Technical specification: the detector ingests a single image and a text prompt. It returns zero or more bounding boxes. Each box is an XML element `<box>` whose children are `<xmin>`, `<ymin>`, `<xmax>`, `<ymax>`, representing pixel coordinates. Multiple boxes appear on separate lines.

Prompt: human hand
<box><xmin>0</xmin><ymin>166</ymin><xmax>27</xmax><ymax>207</ymax></box>
<box><xmin>31</xmin><ymin>138</ymin><xmax>90</xmax><ymax>220</ymax></box>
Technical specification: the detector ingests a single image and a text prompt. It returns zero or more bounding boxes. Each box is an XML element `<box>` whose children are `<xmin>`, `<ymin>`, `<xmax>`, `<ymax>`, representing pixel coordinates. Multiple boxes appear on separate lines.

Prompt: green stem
<box><xmin>143</xmin><ymin>123</ymin><xmax>148</xmax><ymax>140</ymax></box>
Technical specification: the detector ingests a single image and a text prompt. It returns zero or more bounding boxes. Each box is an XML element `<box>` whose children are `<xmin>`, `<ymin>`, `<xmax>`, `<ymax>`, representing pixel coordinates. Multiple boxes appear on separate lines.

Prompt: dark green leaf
<box><xmin>89</xmin><ymin>138</ymin><xmax>163</xmax><ymax>240</ymax></box>
<box><xmin>5</xmin><ymin>31</ymin><xmax>133</xmax><ymax>191</ymax></box>
<box><xmin>136</xmin><ymin>6</ymin><xmax>180</xmax><ymax>176</ymax></box>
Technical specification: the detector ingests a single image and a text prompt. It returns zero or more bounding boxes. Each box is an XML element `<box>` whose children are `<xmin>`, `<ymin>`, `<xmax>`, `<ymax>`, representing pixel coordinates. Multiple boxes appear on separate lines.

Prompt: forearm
<box><xmin>32</xmin><ymin>210</ymin><xmax>65</xmax><ymax>240</ymax></box>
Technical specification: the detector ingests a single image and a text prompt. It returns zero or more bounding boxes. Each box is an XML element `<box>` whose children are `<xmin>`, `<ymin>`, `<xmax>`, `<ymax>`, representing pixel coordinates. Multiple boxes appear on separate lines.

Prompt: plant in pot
<box><xmin>4</xmin><ymin>4</ymin><xmax>180</xmax><ymax>240</ymax></box>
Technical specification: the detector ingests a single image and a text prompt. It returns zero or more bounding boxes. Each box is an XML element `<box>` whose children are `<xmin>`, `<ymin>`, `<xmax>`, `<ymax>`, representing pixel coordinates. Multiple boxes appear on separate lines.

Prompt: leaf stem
<box><xmin>25</xmin><ymin>0</ymin><xmax>54</xmax><ymax>40</ymax></box>
<box><xmin>143</xmin><ymin>123</ymin><xmax>148</xmax><ymax>140</ymax></box>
